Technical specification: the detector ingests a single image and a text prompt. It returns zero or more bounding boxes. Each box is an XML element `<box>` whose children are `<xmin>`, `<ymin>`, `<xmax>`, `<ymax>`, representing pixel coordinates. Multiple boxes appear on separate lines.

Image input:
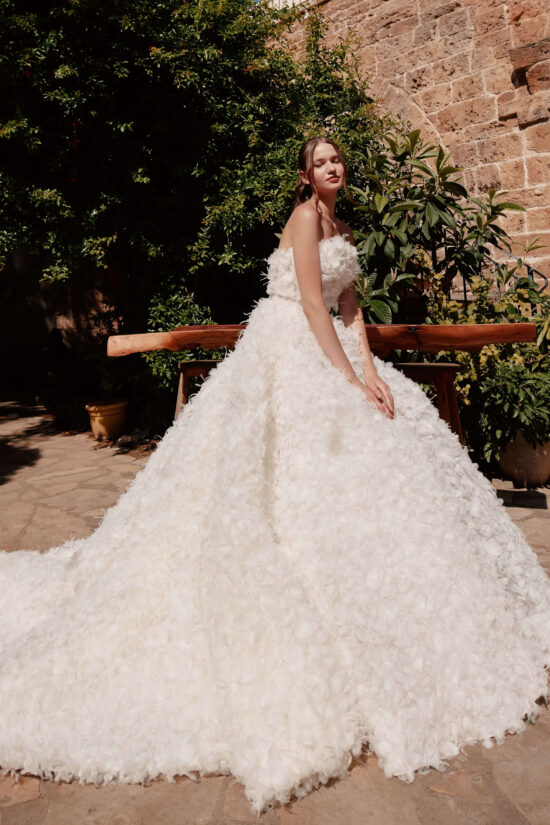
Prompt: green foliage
<box><xmin>348</xmin><ymin>127</ymin><xmax>530</xmax><ymax>325</ymax></box>
<box><xmin>143</xmin><ymin>281</ymin><xmax>217</xmax><ymax>390</ymax></box>
<box><xmin>0</xmin><ymin>1</ymin><xmax>396</xmax><ymax>405</ymax></box>
<box><xmin>184</xmin><ymin>9</ymin><xmax>393</xmax><ymax>282</ymax></box>
<box><xmin>479</xmin><ymin>364</ymin><xmax>550</xmax><ymax>462</ymax></box>
<box><xmin>424</xmin><ymin>257</ymin><xmax>550</xmax><ymax>469</ymax></box>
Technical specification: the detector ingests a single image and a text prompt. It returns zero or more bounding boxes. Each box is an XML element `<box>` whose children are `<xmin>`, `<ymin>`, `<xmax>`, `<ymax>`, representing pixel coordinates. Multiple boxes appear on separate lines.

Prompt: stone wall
<box><xmin>283</xmin><ymin>0</ymin><xmax>550</xmax><ymax>286</ymax></box>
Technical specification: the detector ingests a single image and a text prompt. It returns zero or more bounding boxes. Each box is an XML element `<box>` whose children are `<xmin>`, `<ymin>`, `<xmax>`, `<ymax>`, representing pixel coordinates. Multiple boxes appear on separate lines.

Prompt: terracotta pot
<box><xmin>498</xmin><ymin>430</ymin><xmax>550</xmax><ymax>487</ymax></box>
<box><xmin>85</xmin><ymin>398</ymin><xmax>128</xmax><ymax>441</ymax></box>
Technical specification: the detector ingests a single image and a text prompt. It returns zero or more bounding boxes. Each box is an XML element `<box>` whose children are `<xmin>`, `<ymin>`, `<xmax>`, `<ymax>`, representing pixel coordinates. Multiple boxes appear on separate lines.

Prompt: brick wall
<box><xmin>283</xmin><ymin>0</ymin><xmax>550</xmax><ymax>286</ymax></box>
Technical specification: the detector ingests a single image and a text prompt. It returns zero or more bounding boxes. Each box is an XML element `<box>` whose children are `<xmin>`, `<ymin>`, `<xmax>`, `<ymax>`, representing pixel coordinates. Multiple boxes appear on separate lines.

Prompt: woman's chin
<box><xmin>316</xmin><ymin>182</ymin><xmax>342</xmax><ymax>195</ymax></box>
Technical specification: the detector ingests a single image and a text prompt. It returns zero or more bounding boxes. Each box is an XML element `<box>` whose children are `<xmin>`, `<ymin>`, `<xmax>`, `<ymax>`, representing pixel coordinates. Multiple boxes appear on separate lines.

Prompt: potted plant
<box><xmin>420</xmin><ymin>227</ymin><xmax>550</xmax><ymax>484</ymax></box>
<box><xmin>85</xmin><ymin>352</ymin><xmax>129</xmax><ymax>441</ymax></box>
<box><xmin>479</xmin><ymin>363</ymin><xmax>550</xmax><ymax>486</ymax></box>
<box><xmin>85</xmin><ymin>397</ymin><xmax>129</xmax><ymax>441</ymax></box>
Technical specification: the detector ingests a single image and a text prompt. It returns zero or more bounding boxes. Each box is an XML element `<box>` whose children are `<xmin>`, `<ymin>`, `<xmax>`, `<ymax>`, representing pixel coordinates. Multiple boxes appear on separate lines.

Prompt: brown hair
<box><xmin>292</xmin><ymin>136</ymin><xmax>356</xmax><ymax>212</ymax></box>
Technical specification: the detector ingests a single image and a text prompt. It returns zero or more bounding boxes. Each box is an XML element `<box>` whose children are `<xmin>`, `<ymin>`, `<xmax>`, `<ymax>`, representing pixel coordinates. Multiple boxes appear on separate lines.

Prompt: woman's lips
<box><xmin>328</xmin><ymin>176</ymin><xmax>339</xmax><ymax>181</ymax></box>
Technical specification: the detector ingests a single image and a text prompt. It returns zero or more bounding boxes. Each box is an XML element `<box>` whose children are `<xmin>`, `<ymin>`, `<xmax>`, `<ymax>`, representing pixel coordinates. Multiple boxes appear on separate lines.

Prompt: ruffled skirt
<box><xmin>1</xmin><ymin>294</ymin><xmax>549</xmax><ymax>813</ymax></box>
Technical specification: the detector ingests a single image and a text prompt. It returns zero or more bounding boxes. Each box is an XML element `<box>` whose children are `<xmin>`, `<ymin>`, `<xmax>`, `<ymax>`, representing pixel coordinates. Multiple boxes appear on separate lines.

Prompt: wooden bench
<box><xmin>174</xmin><ymin>358</ymin><xmax>464</xmax><ymax>437</ymax></box>
<box><xmin>391</xmin><ymin>362</ymin><xmax>463</xmax><ymax>439</ymax></box>
<box><xmin>107</xmin><ymin>322</ymin><xmax>537</xmax><ymax>446</ymax></box>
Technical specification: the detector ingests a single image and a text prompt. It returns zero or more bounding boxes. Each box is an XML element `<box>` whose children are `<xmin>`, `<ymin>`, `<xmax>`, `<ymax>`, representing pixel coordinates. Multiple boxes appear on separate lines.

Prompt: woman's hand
<box><xmin>362</xmin><ymin>368</ymin><xmax>395</xmax><ymax>419</ymax></box>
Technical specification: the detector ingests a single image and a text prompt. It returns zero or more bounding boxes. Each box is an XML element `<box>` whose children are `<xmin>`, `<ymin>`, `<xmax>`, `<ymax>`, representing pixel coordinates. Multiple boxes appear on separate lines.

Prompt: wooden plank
<box><xmin>365</xmin><ymin>322</ymin><xmax>536</xmax><ymax>355</ymax></box>
<box><xmin>107</xmin><ymin>325</ymin><xmax>244</xmax><ymax>357</ymax></box>
<box><xmin>107</xmin><ymin>322</ymin><xmax>537</xmax><ymax>358</ymax></box>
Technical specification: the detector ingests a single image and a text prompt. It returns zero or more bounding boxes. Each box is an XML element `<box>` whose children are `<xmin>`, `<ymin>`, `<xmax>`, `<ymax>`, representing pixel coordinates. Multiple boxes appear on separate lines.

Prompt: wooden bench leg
<box><xmin>175</xmin><ymin>360</ymin><xmax>218</xmax><ymax>420</ymax></box>
<box><xmin>175</xmin><ymin>359</ymin><xmax>465</xmax><ymax>445</ymax></box>
<box><xmin>393</xmin><ymin>362</ymin><xmax>465</xmax><ymax>445</ymax></box>
<box><xmin>174</xmin><ymin>373</ymin><xmax>184</xmax><ymax>421</ymax></box>
<box><xmin>174</xmin><ymin>372</ymin><xmax>191</xmax><ymax>420</ymax></box>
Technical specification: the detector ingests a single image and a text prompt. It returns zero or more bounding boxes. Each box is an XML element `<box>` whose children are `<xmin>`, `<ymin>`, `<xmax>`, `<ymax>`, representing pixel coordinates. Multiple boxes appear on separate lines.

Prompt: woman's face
<box><xmin>301</xmin><ymin>142</ymin><xmax>344</xmax><ymax>195</ymax></box>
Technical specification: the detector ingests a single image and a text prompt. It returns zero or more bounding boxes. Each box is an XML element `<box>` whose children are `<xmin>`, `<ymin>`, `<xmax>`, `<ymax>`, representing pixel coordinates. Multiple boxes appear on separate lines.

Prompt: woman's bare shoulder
<box><xmin>279</xmin><ymin>204</ymin><xmax>322</xmax><ymax>248</ymax></box>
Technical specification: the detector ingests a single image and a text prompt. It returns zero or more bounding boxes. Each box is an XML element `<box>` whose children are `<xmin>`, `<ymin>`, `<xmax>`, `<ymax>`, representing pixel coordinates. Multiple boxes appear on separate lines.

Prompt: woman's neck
<box><xmin>311</xmin><ymin>191</ymin><xmax>338</xmax><ymax>220</ymax></box>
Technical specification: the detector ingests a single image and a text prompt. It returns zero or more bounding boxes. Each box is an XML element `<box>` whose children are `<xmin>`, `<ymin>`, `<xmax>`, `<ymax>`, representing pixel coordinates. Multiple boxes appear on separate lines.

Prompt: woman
<box><xmin>0</xmin><ymin>136</ymin><xmax>549</xmax><ymax>816</ymax></box>
<box><xmin>277</xmin><ymin>137</ymin><xmax>395</xmax><ymax>421</ymax></box>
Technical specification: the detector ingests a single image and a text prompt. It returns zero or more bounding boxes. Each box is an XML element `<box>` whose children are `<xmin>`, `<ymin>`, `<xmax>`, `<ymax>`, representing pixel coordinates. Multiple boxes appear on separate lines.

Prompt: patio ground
<box><xmin>1</xmin><ymin>400</ymin><xmax>549</xmax><ymax>825</ymax></box>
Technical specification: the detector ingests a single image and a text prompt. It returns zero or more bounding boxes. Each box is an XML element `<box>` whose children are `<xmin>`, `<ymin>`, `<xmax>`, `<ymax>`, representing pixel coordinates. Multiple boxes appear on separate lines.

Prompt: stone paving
<box><xmin>0</xmin><ymin>399</ymin><xmax>549</xmax><ymax>825</ymax></box>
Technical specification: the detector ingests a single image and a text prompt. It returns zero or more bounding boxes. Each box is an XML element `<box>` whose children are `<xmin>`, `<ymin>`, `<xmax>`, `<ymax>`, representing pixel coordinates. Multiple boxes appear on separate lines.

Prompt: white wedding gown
<box><xmin>1</xmin><ymin>234</ymin><xmax>549</xmax><ymax>814</ymax></box>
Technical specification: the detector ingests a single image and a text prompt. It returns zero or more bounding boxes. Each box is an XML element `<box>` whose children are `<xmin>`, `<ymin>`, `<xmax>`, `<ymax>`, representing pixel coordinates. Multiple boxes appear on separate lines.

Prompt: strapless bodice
<box><xmin>261</xmin><ymin>234</ymin><xmax>362</xmax><ymax>311</ymax></box>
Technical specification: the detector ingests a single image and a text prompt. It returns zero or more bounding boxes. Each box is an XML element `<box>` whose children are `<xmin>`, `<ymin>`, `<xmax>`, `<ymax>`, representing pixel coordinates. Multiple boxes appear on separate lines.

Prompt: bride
<box><xmin>1</xmin><ymin>136</ymin><xmax>549</xmax><ymax>816</ymax></box>
<box><xmin>274</xmin><ymin>138</ymin><xmax>395</xmax><ymax>421</ymax></box>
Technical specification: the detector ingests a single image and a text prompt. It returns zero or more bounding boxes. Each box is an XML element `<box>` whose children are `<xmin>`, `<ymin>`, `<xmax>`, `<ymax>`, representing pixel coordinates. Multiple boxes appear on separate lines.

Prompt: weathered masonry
<box><xmin>277</xmin><ymin>0</ymin><xmax>550</xmax><ymax>287</ymax></box>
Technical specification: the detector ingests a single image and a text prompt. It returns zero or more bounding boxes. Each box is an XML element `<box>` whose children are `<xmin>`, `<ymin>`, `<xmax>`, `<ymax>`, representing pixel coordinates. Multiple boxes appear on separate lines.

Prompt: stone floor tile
<box><xmin>0</xmin><ymin>501</ymin><xmax>37</xmax><ymax>549</ymax></box>
<box><xmin>279</xmin><ymin>756</ymin><xmax>426</xmax><ymax>825</ymax></box>
<box><xmin>43</xmin><ymin>486</ymin><xmax>122</xmax><ymax>512</ymax></box>
<box><xmin>475</xmin><ymin>709</ymin><xmax>550</xmax><ymax>825</ymax></box>
<box><xmin>0</xmin><ymin>775</ymin><xmax>41</xmax><ymax>807</ymax></box>
<box><xmin>1</xmin><ymin>797</ymin><xmax>48</xmax><ymax>825</ymax></box>
<box><xmin>39</xmin><ymin>774</ymin><xmax>226</xmax><ymax>825</ymax></box>
<box><xmin>519</xmin><ymin>517</ymin><xmax>550</xmax><ymax>548</ymax></box>
<box><xmin>216</xmin><ymin>775</ymin><xmax>282</xmax><ymax>823</ymax></box>
<box><xmin>0</xmin><ymin>486</ymin><xmax>27</xmax><ymax>505</ymax></box>
<box><xmin>15</xmin><ymin>504</ymin><xmax>91</xmax><ymax>551</ymax></box>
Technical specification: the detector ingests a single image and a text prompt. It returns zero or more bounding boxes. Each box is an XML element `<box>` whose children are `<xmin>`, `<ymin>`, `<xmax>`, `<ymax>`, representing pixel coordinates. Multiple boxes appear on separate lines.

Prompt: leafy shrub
<box><xmin>0</xmin><ymin>2</ymin><xmax>397</xmax><ymax>422</ymax></box>
<box><xmin>479</xmin><ymin>364</ymin><xmax>550</xmax><ymax>463</ymax></box>
<box><xmin>348</xmin><ymin>131</ymin><xmax>527</xmax><ymax>325</ymax></box>
<box><xmin>423</xmin><ymin>252</ymin><xmax>550</xmax><ymax>472</ymax></box>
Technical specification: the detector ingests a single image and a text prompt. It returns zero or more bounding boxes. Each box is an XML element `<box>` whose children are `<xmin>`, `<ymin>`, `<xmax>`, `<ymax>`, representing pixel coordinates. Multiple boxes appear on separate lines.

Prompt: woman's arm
<box><xmin>337</xmin><ymin>227</ymin><xmax>395</xmax><ymax>418</ymax></box>
<box><xmin>292</xmin><ymin>208</ymin><xmax>365</xmax><ymax>390</ymax></box>
<box><xmin>338</xmin><ymin>284</ymin><xmax>377</xmax><ymax>379</ymax></box>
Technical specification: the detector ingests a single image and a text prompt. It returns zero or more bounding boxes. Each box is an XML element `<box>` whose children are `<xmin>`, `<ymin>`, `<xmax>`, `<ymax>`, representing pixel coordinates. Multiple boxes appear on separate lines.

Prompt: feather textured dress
<box><xmin>1</xmin><ymin>233</ymin><xmax>549</xmax><ymax>814</ymax></box>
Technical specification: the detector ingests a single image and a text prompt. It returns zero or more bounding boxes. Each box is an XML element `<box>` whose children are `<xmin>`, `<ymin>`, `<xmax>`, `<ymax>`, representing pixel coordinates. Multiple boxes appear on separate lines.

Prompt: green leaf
<box><xmin>381</xmin><ymin>211</ymin><xmax>401</xmax><ymax>227</ymax></box>
<box><xmin>369</xmin><ymin>298</ymin><xmax>393</xmax><ymax>324</ymax></box>
<box><xmin>494</xmin><ymin>202</ymin><xmax>526</xmax><ymax>212</ymax></box>
<box><xmin>426</xmin><ymin>201</ymin><xmax>440</xmax><ymax>227</ymax></box>
<box><xmin>409</xmin><ymin>159</ymin><xmax>435</xmax><ymax>177</ymax></box>
<box><xmin>383</xmin><ymin>236</ymin><xmax>396</xmax><ymax>259</ymax></box>
<box><xmin>443</xmin><ymin>181</ymin><xmax>468</xmax><ymax>198</ymax></box>
<box><xmin>438</xmin><ymin>210</ymin><xmax>457</xmax><ymax>229</ymax></box>
<box><xmin>388</xmin><ymin>201</ymin><xmax>423</xmax><ymax>212</ymax></box>
<box><xmin>374</xmin><ymin>192</ymin><xmax>389</xmax><ymax>213</ymax></box>
<box><xmin>386</xmin><ymin>137</ymin><xmax>400</xmax><ymax>156</ymax></box>
<box><xmin>392</xmin><ymin>226</ymin><xmax>408</xmax><ymax>244</ymax></box>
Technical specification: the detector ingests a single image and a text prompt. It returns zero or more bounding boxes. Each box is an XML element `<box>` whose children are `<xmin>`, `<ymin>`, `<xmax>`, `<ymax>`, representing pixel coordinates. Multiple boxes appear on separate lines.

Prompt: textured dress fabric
<box><xmin>1</xmin><ymin>234</ymin><xmax>550</xmax><ymax>814</ymax></box>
